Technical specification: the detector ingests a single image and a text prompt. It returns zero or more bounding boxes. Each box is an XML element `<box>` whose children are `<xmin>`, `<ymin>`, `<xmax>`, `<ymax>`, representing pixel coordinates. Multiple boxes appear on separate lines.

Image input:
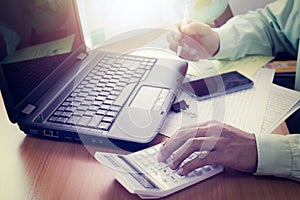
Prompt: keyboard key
<box><xmin>102</xmin><ymin>116</ymin><xmax>114</xmax><ymax>123</ymax></box>
<box><xmin>98</xmin><ymin>122</ymin><xmax>111</xmax><ymax>130</ymax></box>
<box><xmin>73</xmin><ymin>110</ymin><xmax>85</xmax><ymax>116</ymax></box>
<box><xmin>57</xmin><ymin>116</ymin><xmax>69</xmax><ymax>124</ymax></box>
<box><xmin>57</xmin><ymin>106</ymin><xmax>66</xmax><ymax>111</ymax></box>
<box><xmin>104</xmin><ymin>100</ymin><xmax>114</xmax><ymax>105</ymax></box>
<box><xmin>96</xmin><ymin>96</ymin><xmax>106</xmax><ymax>101</ymax></box>
<box><xmin>53</xmin><ymin>111</ymin><xmax>63</xmax><ymax>116</ymax></box>
<box><xmin>67</xmin><ymin>115</ymin><xmax>81</xmax><ymax>125</ymax></box>
<box><xmin>92</xmin><ymin>101</ymin><xmax>103</xmax><ymax>106</ymax></box>
<box><xmin>107</xmin><ymin>94</ymin><xmax>118</xmax><ymax>100</ymax></box>
<box><xmin>110</xmin><ymin>105</ymin><xmax>121</xmax><ymax>112</ymax></box>
<box><xmin>96</xmin><ymin>109</ymin><xmax>107</xmax><ymax>115</ymax></box>
<box><xmin>48</xmin><ymin>116</ymin><xmax>58</xmax><ymax>122</ymax></box>
<box><xmin>65</xmin><ymin>106</ymin><xmax>77</xmax><ymax>112</ymax></box>
<box><xmin>85</xmin><ymin>110</ymin><xmax>96</xmax><ymax>117</ymax></box>
<box><xmin>77</xmin><ymin>105</ymin><xmax>89</xmax><ymax>111</ymax></box>
<box><xmin>100</xmin><ymin>104</ymin><xmax>111</xmax><ymax>110</ymax></box>
<box><xmin>70</xmin><ymin>101</ymin><xmax>81</xmax><ymax>107</ymax></box>
<box><xmin>74</xmin><ymin>96</ymin><xmax>85</xmax><ymax>102</ymax></box>
<box><xmin>106</xmin><ymin>111</ymin><xmax>118</xmax><ymax>118</ymax></box>
<box><xmin>77</xmin><ymin>116</ymin><xmax>92</xmax><ymax>126</ymax></box>
<box><xmin>88</xmin><ymin>105</ymin><xmax>99</xmax><ymax>111</ymax></box>
<box><xmin>88</xmin><ymin>115</ymin><xmax>103</xmax><ymax>128</ymax></box>
<box><xmin>61</xmin><ymin>111</ymin><xmax>72</xmax><ymax>118</ymax></box>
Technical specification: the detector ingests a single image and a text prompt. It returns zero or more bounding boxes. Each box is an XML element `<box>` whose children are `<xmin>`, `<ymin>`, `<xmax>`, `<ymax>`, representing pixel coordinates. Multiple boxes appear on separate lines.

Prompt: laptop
<box><xmin>0</xmin><ymin>0</ymin><xmax>187</xmax><ymax>150</ymax></box>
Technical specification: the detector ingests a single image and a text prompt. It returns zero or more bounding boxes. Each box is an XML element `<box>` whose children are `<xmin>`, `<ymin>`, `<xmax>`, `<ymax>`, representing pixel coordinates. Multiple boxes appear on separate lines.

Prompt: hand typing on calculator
<box><xmin>95</xmin><ymin>128</ymin><xmax>225</xmax><ymax>199</ymax></box>
<box><xmin>158</xmin><ymin>120</ymin><xmax>258</xmax><ymax>175</ymax></box>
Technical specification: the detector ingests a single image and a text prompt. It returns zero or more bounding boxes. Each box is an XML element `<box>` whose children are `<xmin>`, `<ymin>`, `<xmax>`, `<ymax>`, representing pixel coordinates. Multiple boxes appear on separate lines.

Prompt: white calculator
<box><xmin>95</xmin><ymin>144</ymin><xmax>223</xmax><ymax>199</ymax></box>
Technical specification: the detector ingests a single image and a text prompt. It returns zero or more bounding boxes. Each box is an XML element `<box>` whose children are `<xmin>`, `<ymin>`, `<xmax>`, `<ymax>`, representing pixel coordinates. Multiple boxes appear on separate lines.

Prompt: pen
<box><xmin>177</xmin><ymin>0</ymin><xmax>191</xmax><ymax>56</ymax></box>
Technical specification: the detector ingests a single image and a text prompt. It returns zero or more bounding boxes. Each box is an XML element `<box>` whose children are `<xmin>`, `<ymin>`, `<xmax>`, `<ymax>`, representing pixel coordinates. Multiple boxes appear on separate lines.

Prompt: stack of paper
<box><xmin>160</xmin><ymin>68</ymin><xmax>300</xmax><ymax>137</ymax></box>
<box><xmin>261</xmin><ymin>84</ymin><xmax>300</xmax><ymax>133</ymax></box>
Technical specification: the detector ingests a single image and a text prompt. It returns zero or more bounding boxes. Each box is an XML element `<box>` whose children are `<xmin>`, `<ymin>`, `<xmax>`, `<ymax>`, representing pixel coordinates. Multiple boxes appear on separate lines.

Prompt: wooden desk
<box><xmin>1</xmin><ymin>92</ymin><xmax>300</xmax><ymax>200</ymax></box>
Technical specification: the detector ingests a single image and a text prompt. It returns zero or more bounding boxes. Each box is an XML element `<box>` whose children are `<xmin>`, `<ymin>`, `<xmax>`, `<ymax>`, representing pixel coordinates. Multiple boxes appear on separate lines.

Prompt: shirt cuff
<box><xmin>212</xmin><ymin>27</ymin><xmax>240</xmax><ymax>60</ymax></box>
<box><xmin>254</xmin><ymin>133</ymin><xmax>292</xmax><ymax>177</ymax></box>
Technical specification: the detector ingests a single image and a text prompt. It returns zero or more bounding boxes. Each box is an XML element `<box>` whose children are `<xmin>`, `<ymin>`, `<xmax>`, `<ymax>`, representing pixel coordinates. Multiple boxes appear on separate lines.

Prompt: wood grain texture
<box><xmin>1</xmin><ymin>91</ymin><xmax>299</xmax><ymax>200</ymax></box>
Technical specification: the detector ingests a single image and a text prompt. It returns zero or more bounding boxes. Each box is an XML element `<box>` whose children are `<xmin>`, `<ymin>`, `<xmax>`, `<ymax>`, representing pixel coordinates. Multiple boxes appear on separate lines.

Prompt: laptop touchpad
<box><xmin>130</xmin><ymin>86</ymin><xmax>166</xmax><ymax>110</ymax></box>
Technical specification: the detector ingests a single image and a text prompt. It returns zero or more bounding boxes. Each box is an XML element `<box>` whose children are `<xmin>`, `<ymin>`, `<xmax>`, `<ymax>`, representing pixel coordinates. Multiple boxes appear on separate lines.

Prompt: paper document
<box><xmin>160</xmin><ymin>68</ymin><xmax>274</xmax><ymax>137</ymax></box>
<box><xmin>261</xmin><ymin>84</ymin><xmax>300</xmax><ymax>133</ymax></box>
<box><xmin>132</xmin><ymin>49</ymin><xmax>272</xmax><ymax>79</ymax></box>
<box><xmin>188</xmin><ymin>55</ymin><xmax>274</xmax><ymax>78</ymax></box>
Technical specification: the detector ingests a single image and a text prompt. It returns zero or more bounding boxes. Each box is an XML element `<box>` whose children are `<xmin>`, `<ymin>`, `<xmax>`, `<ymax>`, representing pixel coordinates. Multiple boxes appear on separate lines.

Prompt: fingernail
<box><xmin>178</xmin><ymin>168</ymin><xmax>184</xmax><ymax>175</ymax></box>
<box><xmin>181</xmin><ymin>25</ymin><xmax>189</xmax><ymax>32</ymax></box>
<box><xmin>157</xmin><ymin>153</ymin><xmax>162</xmax><ymax>161</ymax></box>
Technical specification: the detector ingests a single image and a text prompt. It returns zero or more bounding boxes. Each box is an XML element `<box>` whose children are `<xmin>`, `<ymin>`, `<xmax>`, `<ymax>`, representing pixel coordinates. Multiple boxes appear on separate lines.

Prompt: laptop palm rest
<box><xmin>111</xmin><ymin>86</ymin><xmax>171</xmax><ymax>143</ymax></box>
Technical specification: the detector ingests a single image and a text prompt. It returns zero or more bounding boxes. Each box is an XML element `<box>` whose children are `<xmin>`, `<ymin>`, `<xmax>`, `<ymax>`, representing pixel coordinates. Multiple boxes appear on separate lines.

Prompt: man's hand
<box><xmin>167</xmin><ymin>21</ymin><xmax>220</xmax><ymax>61</ymax></box>
<box><xmin>158</xmin><ymin>120</ymin><xmax>258</xmax><ymax>175</ymax></box>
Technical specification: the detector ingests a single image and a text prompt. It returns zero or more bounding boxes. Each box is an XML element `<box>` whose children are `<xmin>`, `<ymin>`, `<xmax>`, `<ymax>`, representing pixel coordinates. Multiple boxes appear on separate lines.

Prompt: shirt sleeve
<box><xmin>254</xmin><ymin>133</ymin><xmax>300</xmax><ymax>182</ymax></box>
<box><xmin>210</xmin><ymin>0</ymin><xmax>300</xmax><ymax>181</ymax></box>
<box><xmin>213</xmin><ymin>0</ymin><xmax>299</xmax><ymax>60</ymax></box>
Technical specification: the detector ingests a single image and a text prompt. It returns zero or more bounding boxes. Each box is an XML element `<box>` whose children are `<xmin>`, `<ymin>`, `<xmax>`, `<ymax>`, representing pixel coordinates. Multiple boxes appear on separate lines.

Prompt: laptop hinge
<box><xmin>76</xmin><ymin>52</ymin><xmax>88</xmax><ymax>61</ymax></box>
<box><xmin>21</xmin><ymin>104</ymin><xmax>37</xmax><ymax>115</ymax></box>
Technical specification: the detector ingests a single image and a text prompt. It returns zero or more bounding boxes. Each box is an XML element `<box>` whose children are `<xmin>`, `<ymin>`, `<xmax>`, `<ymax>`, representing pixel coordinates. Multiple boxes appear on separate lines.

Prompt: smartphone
<box><xmin>182</xmin><ymin>71</ymin><xmax>254</xmax><ymax>100</ymax></box>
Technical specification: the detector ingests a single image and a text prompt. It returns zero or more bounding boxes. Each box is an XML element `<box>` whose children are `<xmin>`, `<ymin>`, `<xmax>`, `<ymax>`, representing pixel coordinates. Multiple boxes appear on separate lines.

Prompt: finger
<box><xmin>181</xmin><ymin>22</ymin><xmax>211</xmax><ymax>36</ymax></box>
<box><xmin>168</xmin><ymin>43</ymin><xmax>177</xmax><ymax>54</ymax></box>
<box><xmin>166</xmin><ymin>32</ymin><xmax>181</xmax><ymax>44</ymax></box>
<box><xmin>170</xmin><ymin>137</ymin><xmax>220</xmax><ymax>170</ymax></box>
<box><xmin>170</xmin><ymin>44</ymin><xmax>199</xmax><ymax>61</ymax></box>
<box><xmin>158</xmin><ymin>125</ymin><xmax>203</xmax><ymax>162</ymax></box>
<box><xmin>169</xmin><ymin>137</ymin><xmax>208</xmax><ymax>169</ymax></box>
<box><xmin>177</xmin><ymin>34</ymin><xmax>210</xmax><ymax>60</ymax></box>
<box><xmin>166</xmin><ymin>32</ymin><xmax>181</xmax><ymax>54</ymax></box>
<box><xmin>177</xmin><ymin>151</ymin><xmax>220</xmax><ymax>176</ymax></box>
<box><xmin>158</xmin><ymin>128</ymin><xmax>195</xmax><ymax>162</ymax></box>
<box><xmin>176</xmin><ymin>43</ymin><xmax>200</xmax><ymax>61</ymax></box>
<box><xmin>176</xmin><ymin>19</ymin><xmax>194</xmax><ymax>32</ymax></box>
<box><xmin>158</xmin><ymin>121</ymin><xmax>218</xmax><ymax>162</ymax></box>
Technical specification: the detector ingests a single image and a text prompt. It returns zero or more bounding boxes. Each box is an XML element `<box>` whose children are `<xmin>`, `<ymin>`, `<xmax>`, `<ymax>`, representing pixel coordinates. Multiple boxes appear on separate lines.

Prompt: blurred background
<box><xmin>77</xmin><ymin>0</ymin><xmax>274</xmax><ymax>49</ymax></box>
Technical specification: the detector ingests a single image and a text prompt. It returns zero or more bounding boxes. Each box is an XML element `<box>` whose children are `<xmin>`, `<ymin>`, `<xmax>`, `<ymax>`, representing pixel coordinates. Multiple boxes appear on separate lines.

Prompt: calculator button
<box><xmin>134</xmin><ymin>154</ymin><xmax>143</xmax><ymax>161</ymax></box>
<box><xmin>193</xmin><ymin>168</ymin><xmax>203</xmax><ymax>176</ymax></box>
<box><xmin>145</xmin><ymin>147</ymin><xmax>157</xmax><ymax>155</ymax></box>
<box><xmin>175</xmin><ymin>173</ymin><xmax>185</xmax><ymax>180</ymax></box>
<box><xmin>203</xmin><ymin>166</ymin><xmax>211</xmax><ymax>172</ymax></box>
<box><xmin>161</xmin><ymin>168</ymin><xmax>169</xmax><ymax>176</ymax></box>
<box><xmin>169</xmin><ymin>175</ymin><xmax>178</xmax><ymax>183</ymax></box>
<box><xmin>187</xmin><ymin>171</ymin><xmax>195</xmax><ymax>177</ymax></box>
<box><xmin>141</xmin><ymin>160</ymin><xmax>149</xmax><ymax>167</ymax></box>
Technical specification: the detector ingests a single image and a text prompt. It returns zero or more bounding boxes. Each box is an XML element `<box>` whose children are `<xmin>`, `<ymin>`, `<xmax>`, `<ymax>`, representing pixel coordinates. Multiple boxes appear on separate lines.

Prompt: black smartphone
<box><xmin>182</xmin><ymin>71</ymin><xmax>254</xmax><ymax>100</ymax></box>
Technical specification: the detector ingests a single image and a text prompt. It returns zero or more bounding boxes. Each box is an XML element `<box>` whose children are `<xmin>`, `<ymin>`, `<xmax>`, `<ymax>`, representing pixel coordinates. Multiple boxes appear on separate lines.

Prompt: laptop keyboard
<box><xmin>48</xmin><ymin>53</ymin><xmax>156</xmax><ymax>132</ymax></box>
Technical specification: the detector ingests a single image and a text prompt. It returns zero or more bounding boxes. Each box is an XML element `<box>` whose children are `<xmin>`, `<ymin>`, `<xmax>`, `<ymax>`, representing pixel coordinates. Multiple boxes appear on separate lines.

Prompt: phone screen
<box><xmin>182</xmin><ymin>71</ymin><xmax>254</xmax><ymax>100</ymax></box>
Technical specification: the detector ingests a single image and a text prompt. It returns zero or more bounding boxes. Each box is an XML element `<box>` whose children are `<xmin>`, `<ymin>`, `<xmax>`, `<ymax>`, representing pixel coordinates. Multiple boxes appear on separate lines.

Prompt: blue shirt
<box><xmin>214</xmin><ymin>0</ymin><xmax>300</xmax><ymax>181</ymax></box>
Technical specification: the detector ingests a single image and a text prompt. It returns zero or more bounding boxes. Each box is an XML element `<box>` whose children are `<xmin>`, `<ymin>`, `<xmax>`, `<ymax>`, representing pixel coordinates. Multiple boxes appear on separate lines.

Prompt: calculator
<box><xmin>95</xmin><ymin>144</ymin><xmax>223</xmax><ymax>199</ymax></box>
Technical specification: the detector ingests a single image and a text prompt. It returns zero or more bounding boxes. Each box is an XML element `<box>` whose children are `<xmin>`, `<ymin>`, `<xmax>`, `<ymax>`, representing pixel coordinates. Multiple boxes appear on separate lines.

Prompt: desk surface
<box><xmin>1</xmin><ymin>91</ymin><xmax>300</xmax><ymax>200</ymax></box>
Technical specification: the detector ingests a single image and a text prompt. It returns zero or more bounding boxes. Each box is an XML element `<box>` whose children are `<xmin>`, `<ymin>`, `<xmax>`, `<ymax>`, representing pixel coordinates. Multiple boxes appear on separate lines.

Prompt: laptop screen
<box><xmin>0</xmin><ymin>0</ymin><xmax>84</xmax><ymax>108</ymax></box>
